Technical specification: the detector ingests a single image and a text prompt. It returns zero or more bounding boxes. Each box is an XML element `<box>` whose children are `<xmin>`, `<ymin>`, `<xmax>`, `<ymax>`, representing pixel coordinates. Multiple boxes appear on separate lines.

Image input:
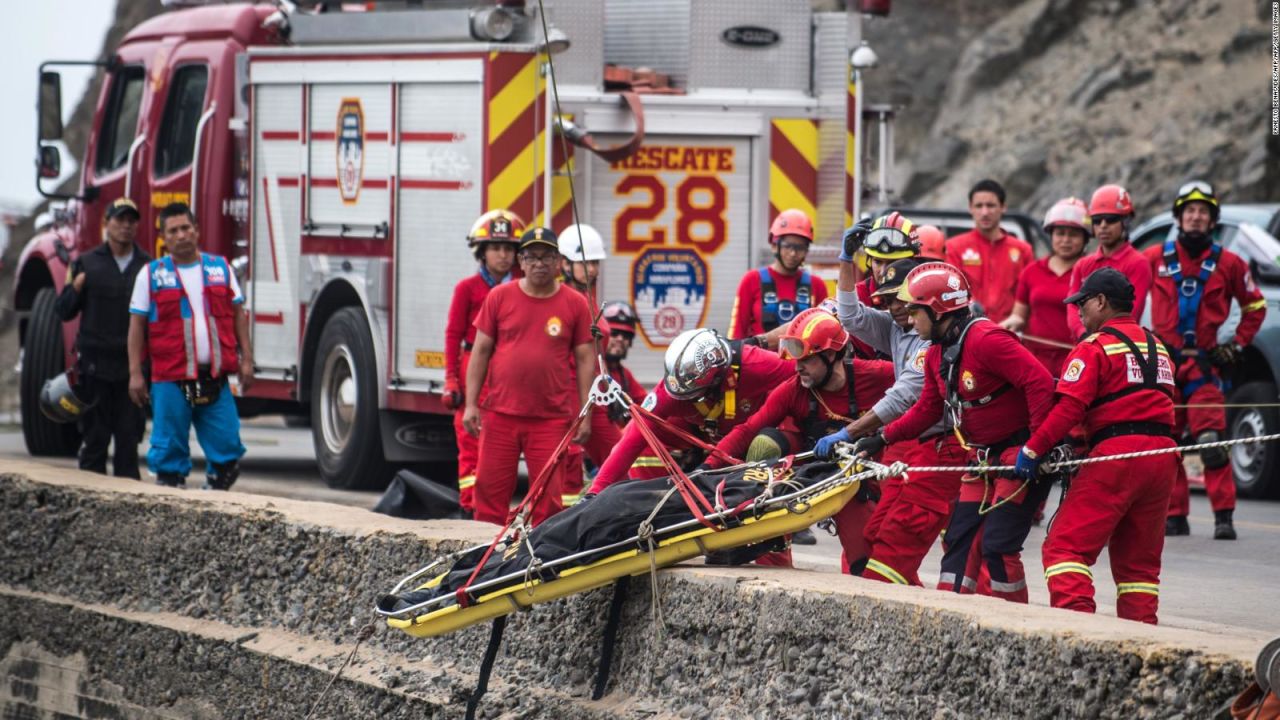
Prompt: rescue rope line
<box><xmin>838</xmin><ymin>432</ymin><xmax>1280</xmax><ymax>476</ymax></box>
<box><xmin>303</xmin><ymin>622</ymin><xmax>377</xmax><ymax>720</ymax></box>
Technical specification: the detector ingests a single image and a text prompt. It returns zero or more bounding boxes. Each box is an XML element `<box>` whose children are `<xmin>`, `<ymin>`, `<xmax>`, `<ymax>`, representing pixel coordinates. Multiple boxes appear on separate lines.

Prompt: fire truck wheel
<box><xmin>20</xmin><ymin>287</ymin><xmax>80</xmax><ymax>457</ymax></box>
<box><xmin>311</xmin><ymin>307</ymin><xmax>391</xmax><ymax>489</ymax></box>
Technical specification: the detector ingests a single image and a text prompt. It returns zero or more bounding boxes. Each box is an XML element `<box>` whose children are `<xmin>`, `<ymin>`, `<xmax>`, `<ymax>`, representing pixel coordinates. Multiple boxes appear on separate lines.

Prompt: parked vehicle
<box><xmin>1130</xmin><ymin>205</ymin><xmax>1280</xmax><ymax>498</ymax></box>
<box><xmin>879</xmin><ymin>206</ymin><xmax>1051</xmax><ymax>256</ymax></box>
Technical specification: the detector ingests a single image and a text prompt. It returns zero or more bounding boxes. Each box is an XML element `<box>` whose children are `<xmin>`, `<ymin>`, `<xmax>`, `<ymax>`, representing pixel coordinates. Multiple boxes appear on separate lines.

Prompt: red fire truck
<box><xmin>18</xmin><ymin>0</ymin><xmax>893</xmax><ymax>489</ymax></box>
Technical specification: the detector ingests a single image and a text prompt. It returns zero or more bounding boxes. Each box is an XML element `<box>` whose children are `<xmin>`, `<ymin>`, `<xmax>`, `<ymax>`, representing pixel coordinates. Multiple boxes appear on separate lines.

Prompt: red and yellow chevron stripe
<box><xmin>485</xmin><ymin>51</ymin><xmax>548</xmax><ymax>225</ymax></box>
<box><xmin>769</xmin><ymin>118</ymin><xmax>819</xmax><ymax>237</ymax></box>
<box><xmin>845</xmin><ymin>67</ymin><xmax>857</xmax><ymax>229</ymax></box>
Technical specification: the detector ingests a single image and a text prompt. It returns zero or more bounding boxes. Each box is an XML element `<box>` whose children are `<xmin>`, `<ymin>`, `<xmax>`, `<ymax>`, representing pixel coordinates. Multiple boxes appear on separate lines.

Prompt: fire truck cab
<box><xmin>21</xmin><ymin>0</ymin><xmax>889</xmax><ymax>490</ymax></box>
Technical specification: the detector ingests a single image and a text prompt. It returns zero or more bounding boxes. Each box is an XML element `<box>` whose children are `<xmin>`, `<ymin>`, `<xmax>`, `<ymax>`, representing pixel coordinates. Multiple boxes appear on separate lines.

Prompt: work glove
<box><xmin>442</xmin><ymin>378</ymin><xmax>463</xmax><ymax>410</ymax></box>
<box><xmin>840</xmin><ymin>217</ymin><xmax>875</xmax><ymax>262</ymax></box>
<box><xmin>814</xmin><ymin>428</ymin><xmax>852</xmax><ymax>459</ymax></box>
<box><xmin>850</xmin><ymin>431</ymin><xmax>887</xmax><ymax>459</ymax></box>
<box><xmin>1209</xmin><ymin>342</ymin><xmax>1242</xmax><ymax>368</ymax></box>
<box><xmin>607</xmin><ymin>399</ymin><xmax>631</xmax><ymax>425</ymax></box>
<box><xmin>1013</xmin><ymin>446</ymin><xmax>1042</xmax><ymax>480</ymax></box>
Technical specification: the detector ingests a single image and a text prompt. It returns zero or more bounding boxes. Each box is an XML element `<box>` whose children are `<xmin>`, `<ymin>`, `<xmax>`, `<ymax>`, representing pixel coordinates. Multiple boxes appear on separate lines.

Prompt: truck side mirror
<box><xmin>39</xmin><ymin>71</ymin><xmax>63</xmax><ymax>141</ymax></box>
<box><xmin>38</xmin><ymin>145</ymin><xmax>61</xmax><ymax>179</ymax></box>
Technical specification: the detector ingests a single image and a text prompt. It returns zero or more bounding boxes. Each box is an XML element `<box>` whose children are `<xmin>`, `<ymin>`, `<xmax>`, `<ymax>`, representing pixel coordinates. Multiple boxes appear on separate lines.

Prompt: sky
<box><xmin>2</xmin><ymin>1</ymin><xmax>115</xmax><ymax>212</ymax></box>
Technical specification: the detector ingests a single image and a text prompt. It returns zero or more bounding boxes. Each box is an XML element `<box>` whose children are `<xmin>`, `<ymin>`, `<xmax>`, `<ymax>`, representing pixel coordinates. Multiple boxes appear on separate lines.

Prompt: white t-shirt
<box><xmin>113</xmin><ymin>249</ymin><xmax>134</xmax><ymax>273</ymax></box>
<box><xmin>129</xmin><ymin>257</ymin><xmax>244</xmax><ymax>364</ymax></box>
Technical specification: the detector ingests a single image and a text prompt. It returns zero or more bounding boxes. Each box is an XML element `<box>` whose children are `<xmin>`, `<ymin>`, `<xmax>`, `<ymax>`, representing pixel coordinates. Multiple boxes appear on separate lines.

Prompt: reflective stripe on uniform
<box><xmin>562</xmin><ymin>494</ymin><xmax>580</xmax><ymax>506</ymax></box>
<box><xmin>1044</xmin><ymin>561</ymin><xmax>1093</xmax><ymax>581</ymax></box>
<box><xmin>939</xmin><ymin>572</ymin><xmax>978</xmax><ymax>592</ymax></box>
<box><xmin>458</xmin><ymin>474</ymin><xmax>476</xmax><ymax>489</ymax></box>
<box><xmin>1115</xmin><ymin>582</ymin><xmax>1159</xmax><ymax>596</ymax></box>
<box><xmin>989</xmin><ymin>578</ymin><xmax>1027</xmax><ymax>594</ymax></box>
<box><xmin>630</xmin><ymin>457</ymin><xmax>666</xmax><ymax>468</ymax></box>
<box><xmin>182</xmin><ymin>317</ymin><xmax>197</xmax><ymax>378</ymax></box>
<box><xmin>1245</xmin><ymin>299</ymin><xmax>1267</xmax><ymax>312</ymax></box>
<box><xmin>865</xmin><ymin>558</ymin><xmax>909</xmax><ymax>585</ymax></box>
<box><xmin>1099</xmin><ymin>342</ymin><xmax>1169</xmax><ymax>357</ymax></box>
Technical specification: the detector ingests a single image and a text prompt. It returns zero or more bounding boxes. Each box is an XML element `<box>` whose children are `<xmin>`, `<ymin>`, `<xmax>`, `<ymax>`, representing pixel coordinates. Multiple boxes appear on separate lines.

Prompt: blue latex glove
<box><xmin>840</xmin><ymin>218</ymin><xmax>875</xmax><ymax>262</ymax></box>
<box><xmin>1013</xmin><ymin>446</ymin><xmax>1042</xmax><ymax>480</ymax></box>
<box><xmin>814</xmin><ymin>428</ymin><xmax>852</xmax><ymax>459</ymax></box>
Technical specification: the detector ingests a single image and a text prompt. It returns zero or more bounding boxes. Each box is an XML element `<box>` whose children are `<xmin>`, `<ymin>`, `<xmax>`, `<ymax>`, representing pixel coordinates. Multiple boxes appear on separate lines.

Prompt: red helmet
<box><xmin>915</xmin><ymin>224</ymin><xmax>946</xmax><ymax>260</ymax></box>
<box><xmin>1043</xmin><ymin>197</ymin><xmax>1092</xmax><ymax>236</ymax></box>
<box><xmin>769</xmin><ymin>209</ymin><xmax>815</xmax><ymax>245</ymax></box>
<box><xmin>601</xmin><ymin>300</ymin><xmax>638</xmax><ymax>335</ymax></box>
<box><xmin>896</xmin><ymin>262</ymin><xmax>971</xmax><ymax>316</ymax></box>
<box><xmin>778</xmin><ymin>307</ymin><xmax>850</xmax><ymax>360</ymax></box>
<box><xmin>468</xmin><ymin>209</ymin><xmax>526</xmax><ymax>246</ymax></box>
<box><xmin>1088</xmin><ymin>184</ymin><xmax>1133</xmax><ymax>217</ymax></box>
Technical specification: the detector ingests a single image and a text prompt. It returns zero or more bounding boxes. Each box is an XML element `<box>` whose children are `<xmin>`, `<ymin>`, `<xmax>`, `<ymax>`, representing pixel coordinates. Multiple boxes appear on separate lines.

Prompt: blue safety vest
<box><xmin>1162</xmin><ymin>238</ymin><xmax>1224</xmax><ymax>396</ymax></box>
<box><xmin>758</xmin><ymin>267</ymin><xmax>812</xmax><ymax>331</ymax></box>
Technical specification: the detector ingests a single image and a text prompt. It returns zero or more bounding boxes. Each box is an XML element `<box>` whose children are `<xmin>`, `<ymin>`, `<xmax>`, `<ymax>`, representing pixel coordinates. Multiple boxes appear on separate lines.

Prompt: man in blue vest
<box><xmin>730</xmin><ymin>209</ymin><xmax>829</xmax><ymax>343</ymax></box>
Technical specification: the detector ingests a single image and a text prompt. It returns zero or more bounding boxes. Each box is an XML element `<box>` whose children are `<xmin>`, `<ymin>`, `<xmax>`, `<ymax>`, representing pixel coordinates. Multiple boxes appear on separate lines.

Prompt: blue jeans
<box><xmin>148</xmin><ymin>380</ymin><xmax>246</xmax><ymax>478</ymax></box>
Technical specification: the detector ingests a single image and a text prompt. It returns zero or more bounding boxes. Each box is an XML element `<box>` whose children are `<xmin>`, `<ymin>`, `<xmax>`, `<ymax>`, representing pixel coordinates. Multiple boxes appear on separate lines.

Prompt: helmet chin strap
<box><xmin>933</xmin><ymin>309</ymin><xmax>971</xmax><ymax>345</ymax></box>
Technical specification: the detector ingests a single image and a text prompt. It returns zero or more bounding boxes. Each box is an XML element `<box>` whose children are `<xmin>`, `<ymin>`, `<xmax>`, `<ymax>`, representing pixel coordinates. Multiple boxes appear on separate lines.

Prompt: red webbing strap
<box><xmin>631</xmin><ymin>404</ymin><xmax>740</xmax><ymax>466</ymax></box>
<box><xmin>627</xmin><ymin>404</ymin><xmax>720</xmax><ymax>530</ymax></box>
<box><xmin>455</xmin><ymin>403</ymin><xmax>592</xmax><ymax>608</ymax></box>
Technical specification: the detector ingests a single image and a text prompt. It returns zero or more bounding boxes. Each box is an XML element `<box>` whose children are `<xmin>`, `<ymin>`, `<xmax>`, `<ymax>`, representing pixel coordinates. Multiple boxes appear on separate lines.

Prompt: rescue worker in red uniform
<box><xmin>464</xmin><ymin>228</ymin><xmax>596</xmax><ymax>527</ymax></box>
<box><xmin>945</xmin><ymin>179</ymin><xmax>1033</xmax><ymax>323</ymax></box>
<box><xmin>443</xmin><ymin>209</ymin><xmax>523</xmax><ymax>514</ymax></box>
<box><xmin>600</xmin><ymin>300</ymin><xmax>648</xmax><ymax>411</ymax></box>
<box><xmin>859</xmin><ymin>262</ymin><xmax>1055</xmax><ymax>601</ymax></box>
<box><xmin>731</xmin><ymin>208</ymin><xmax>829</xmax><ymax>342</ymax></box>
<box><xmin>1065</xmin><ymin>184</ymin><xmax>1153</xmax><ymax>340</ymax></box>
<box><xmin>586</xmin><ymin>328</ymin><xmax>796</xmax><ymax>495</ymax></box>
<box><xmin>707</xmin><ymin>308</ymin><xmax>894</xmax><ymax>566</ymax></box>
<box><xmin>1145</xmin><ymin>181</ymin><xmax>1266</xmax><ymax>539</ymax></box>
<box><xmin>1016</xmin><ymin>267</ymin><xmax>1178</xmax><ymax>624</ymax></box>
<box><xmin>558</xmin><ymin>224</ymin><xmax>622</xmax><ymax>504</ymax></box>
<box><xmin>1002</xmin><ymin>198</ymin><xmax>1091</xmax><ymax>375</ymax></box>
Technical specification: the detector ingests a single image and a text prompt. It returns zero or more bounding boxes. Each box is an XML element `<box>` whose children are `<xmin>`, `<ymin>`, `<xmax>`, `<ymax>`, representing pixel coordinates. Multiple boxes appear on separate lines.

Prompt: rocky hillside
<box><xmin>876</xmin><ymin>0</ymin><xmax>1279</xmax><ymax>218</ymax></box>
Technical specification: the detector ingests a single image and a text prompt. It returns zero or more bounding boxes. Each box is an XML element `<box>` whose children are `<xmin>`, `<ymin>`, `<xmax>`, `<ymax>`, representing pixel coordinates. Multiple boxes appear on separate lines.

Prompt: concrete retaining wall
<box><xmin>0</xmin><ymin>462</ymin><xmax>1255</xmax><ymax>718</ymax></box>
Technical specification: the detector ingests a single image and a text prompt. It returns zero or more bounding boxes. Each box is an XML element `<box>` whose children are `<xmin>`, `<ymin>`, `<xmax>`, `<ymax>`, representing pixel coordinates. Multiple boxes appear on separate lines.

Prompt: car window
<box><xmin>1130</xmin><ymin>222</ymin><xmax>1173</xmax><ymax>252</ymax></box>
<box><xmin>95</xmin><ymin>66</ymin><xmax>146</xmax><ymax>174</ymax></box>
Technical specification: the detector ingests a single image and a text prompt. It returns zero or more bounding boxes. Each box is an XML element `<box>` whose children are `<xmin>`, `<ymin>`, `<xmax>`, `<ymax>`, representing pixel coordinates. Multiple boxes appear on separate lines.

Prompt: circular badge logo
<box><xmin>545</xmin><ymin>316</ymin><xmax>563</xmax><ymax>337</ymax></box>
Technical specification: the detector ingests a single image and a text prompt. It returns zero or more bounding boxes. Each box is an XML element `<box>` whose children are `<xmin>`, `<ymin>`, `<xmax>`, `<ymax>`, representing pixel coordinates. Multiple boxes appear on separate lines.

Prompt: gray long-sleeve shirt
<box><xmin>836</xmin><ymin>288</ymin><xmax>948</xmax><ymax>435</ymax></box>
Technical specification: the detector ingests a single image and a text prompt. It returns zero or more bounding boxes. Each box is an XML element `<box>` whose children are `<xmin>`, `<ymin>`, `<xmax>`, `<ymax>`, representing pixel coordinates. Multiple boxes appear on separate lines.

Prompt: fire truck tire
<box><xmin>1226</xmin><ymin>381</ymin><xmax>1280</xmax><ymax>499</ymax></box>
<box><xmin>311</xmin><ymin>307</ymin><xmax>391</xmax><ymax>489</ymax></box>
<box><xmin>20</xmin><ymin>287</ymin><xmax>80</xmax><ymax>457</ymax></box>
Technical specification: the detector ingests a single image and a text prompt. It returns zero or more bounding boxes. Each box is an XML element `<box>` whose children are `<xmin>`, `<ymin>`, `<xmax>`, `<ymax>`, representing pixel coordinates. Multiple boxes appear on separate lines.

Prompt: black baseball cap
<box><xmin>105</xmin><ymin>197</ymin><xmax>141</xmax><ymax>220</ymax></box>
<box><xmin>1063</xmin><ymin>267</ymin><xmax>1134</xmax><ymax>306</ymax></box>
<box><xmin>518</xmin><ymin>226</ymin><xmax>558</xmax><ymax>252</ymax></box>
<box><xmin>872</xmin><ymin>257</ymin><xmax>925</xmax><ymax>297</ymax></box>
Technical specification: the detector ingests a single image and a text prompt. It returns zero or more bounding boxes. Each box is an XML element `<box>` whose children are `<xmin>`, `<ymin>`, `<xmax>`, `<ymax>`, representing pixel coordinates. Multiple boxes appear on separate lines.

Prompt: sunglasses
<box><xmin>1091</xmin><ymin>215</ymin><xmax>1124</xmax><ymax>226</ymax></box>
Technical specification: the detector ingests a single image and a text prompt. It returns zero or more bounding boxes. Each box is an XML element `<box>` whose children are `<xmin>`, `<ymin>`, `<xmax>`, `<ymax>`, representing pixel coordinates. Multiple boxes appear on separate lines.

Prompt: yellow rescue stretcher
<box><xmin>378</xmin><ymin>459</ymin><xmax>866</xmax><ymax>639</ymax></box>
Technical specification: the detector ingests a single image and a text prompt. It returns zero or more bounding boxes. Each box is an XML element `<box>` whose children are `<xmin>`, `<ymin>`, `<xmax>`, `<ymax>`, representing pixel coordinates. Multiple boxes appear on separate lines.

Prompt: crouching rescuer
<box><xmin>127</xmin><ymin>203</ymin><xmax>253</xmax><ymax>489</ymax></box>
<box><xmin>1016</xmin><ymin>267</ymin><xmax>1178</xmax><ymax>624</ymax></box>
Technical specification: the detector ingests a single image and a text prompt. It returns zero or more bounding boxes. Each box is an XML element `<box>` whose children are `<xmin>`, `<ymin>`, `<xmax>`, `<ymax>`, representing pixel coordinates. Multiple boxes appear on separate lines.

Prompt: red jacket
<box><xmin>1027</xmin><ymin>317</ymin><xmax>1176</xmax><ymax>455</ymax></box>
<box><xmin>730</xmin><ymin>265</ymin><xmax>829</xmax><ymax>339</ymax></box>
<box><xmin>1144</xmin><ymin>241</ymin><xmax>1266</xmax><ymax>355</ymax></box>
<box><xmin>589</xmin><ymin>344</ymin><xmax>795</xmax><ymax>493</ymax></box>
<box><xmin>883</xmin><ymin>319</ymin><xmax>1054</xmax><ymax>448</ymax></box>
<box><xmin>946</xmin><ymin>229</ymin><xmax>1033</xmax><ymax>323</ymax></box>
<box><xmin>1066</xmin><ymin>243</ymin><xmax>1152</xmax><ymax>339</ymax></box>
<box><xmin>143</xmin><ymin>255</ymin><xmax>240</xmax><ymax>382</ymax></box>
<box><xmin>444</xmin><ymin>272</ymin><xmax>509</xmax><ymax>386</ymax></box>
<box><xmin>709</xmin><ymin>358</ymin><xmax>895</xmax><ymax>466</ymax></box>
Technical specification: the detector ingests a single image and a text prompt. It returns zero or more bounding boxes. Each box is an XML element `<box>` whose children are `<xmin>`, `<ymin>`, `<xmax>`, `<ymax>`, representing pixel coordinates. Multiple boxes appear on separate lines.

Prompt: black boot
<box><xmin>792</xmin><ymin>527</ymin><xmax>818</xmax><ymax>545</ymax></box>
<box><xmin>1165</xmin><ymin>515</ymin><xmax>1190</xmax><ymax>536</ymax></box>
<box><xmin>156</xmin><ymin>473</ymin><xmax>186</xmax><ymax>488</ymax></box>
<box><xmin>203</xmin><ymin>460</ymin><xmax>241</xmax><ymax>491</ymax></box>
<box><xmin>1213</xmin><ymin>509</ymin><xmax>1237</xmax><ymax>540</ymax></box>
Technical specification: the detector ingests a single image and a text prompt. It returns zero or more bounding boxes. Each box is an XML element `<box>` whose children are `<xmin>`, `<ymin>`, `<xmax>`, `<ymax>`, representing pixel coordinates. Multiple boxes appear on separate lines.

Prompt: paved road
<box><xmin>1</xmin><ymin>420</ymin><xmax>1277</xmax><ymax>636</ymax></box>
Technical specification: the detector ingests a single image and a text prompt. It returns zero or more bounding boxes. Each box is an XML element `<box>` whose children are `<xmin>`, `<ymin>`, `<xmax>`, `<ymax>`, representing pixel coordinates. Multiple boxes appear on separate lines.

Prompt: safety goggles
<box><xmin>777</xmin><ymin>241</ymin><xmax>810</xmax><ymax>253</ymax></box>
<box><xmin>1177</xmin><ymin>180</ymin><xmax>1214</xmax><ymax>199</ymax></box>
<box><xmin>863</xmin><ymin>227</ymin><xmax>914</xmax><ymax>256</ymax></box>
<box><xmin>778</xmin><ymin>336</ymin><xmax>825</xmax><ymax>361</ymax></box>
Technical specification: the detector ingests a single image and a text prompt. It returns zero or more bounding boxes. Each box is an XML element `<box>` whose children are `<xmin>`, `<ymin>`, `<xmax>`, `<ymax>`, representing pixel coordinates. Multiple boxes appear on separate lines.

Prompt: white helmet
<box><xmin>663</xmin><ymin>328</ymin><xmax>732</xmax><ymax>400</ymax></box>
<box><xmin>558</xmin><ymin>223</ymin><xmax>607</xmax><ymax>262</ymax></box>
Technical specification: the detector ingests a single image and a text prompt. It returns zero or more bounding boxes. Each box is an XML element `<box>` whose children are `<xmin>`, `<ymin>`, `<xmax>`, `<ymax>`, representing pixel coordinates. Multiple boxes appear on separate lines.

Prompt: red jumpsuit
<box><xmin>1065</xmin><ymin>243</ymin><xmax>1152</xmax><ymax>340</ymax></box>
<box><xmin>1029</xmin><ymin>317</ymin><xmax>1178</xmax><ymax>624</ymax></box>
<box><xmin>1015</xmin><ymin>258</ymin><xmax>1075</xmax><ymax>376</ymax></box>
<box><xmin>1145</xmin><ymin>242</ymin><xmax>1266</xmax><ymax>516</ymax></box>
<box><xmin>729</xmin><ymin>266</ymin><xmax>830</xmax><ymax>339</ymax></box>
<box><xmin>945</xmin><ymin>229</ymin><xmax>1033</xmax><ymax>323</ymax></box>
<box><xmin>472</xmin><ymin>283</ymin><xmax>594</xmax><ymax>526</ymax></box>
<box><xmin>883</xmin><ymin>320</ymin><xmax>1055</xmax><ymax>600</ymax></box>
<box><xmin>708</xmin><ymin>359</ymin><xmax>895</xmax><ymax>565</ymax></box>
<box><xmin>444</xmin><ymin>271</ymin><xmax>511</xmax><ymax>512</ymax></box>
<box><xmin>587</xmin><ymin>344</ymin><xmax>796</xmax><ymax>494</ymax></box>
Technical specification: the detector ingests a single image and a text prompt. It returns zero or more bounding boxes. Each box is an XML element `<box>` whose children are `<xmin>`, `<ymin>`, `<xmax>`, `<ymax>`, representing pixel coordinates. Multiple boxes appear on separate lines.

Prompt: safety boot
<box><xmin>156</xmin><ymin>474</ymin><xmax>186</xmax><ymax>488</ymax></box>
<box><xmin>1164</xmin><ymin>515</ymin><xmax>1190</xmax><ymax>536</ymax></box>
<box><xmin>792</xmin><ymin>527</ymin><xmax>818</xmax><ymax>545</ymax></box>
<box><xmin>202</xmin><ymin>461</ymin><xmax>240</xmax><ymax>491</ymax></box>
<box><xmin>1213</xmin><ymin>509</ymin><xmax>1237</xmax><ymax>540</ymax></box>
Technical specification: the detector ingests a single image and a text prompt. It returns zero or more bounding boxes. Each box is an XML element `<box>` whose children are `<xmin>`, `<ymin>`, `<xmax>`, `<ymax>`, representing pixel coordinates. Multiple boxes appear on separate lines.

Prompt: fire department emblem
<box><xmin>545</xmin><ymin>316</ymin><xmax>563</xmax><ymax>337</ymax></box>
<box><xmin>632</xmin><ymin>248</ymin><xmax>709</xmax><ymax>348</ymax></box>
<box><xmin>961</xmin><ymin>370</ymin><xmax>975</xmax><ymax>391</ymax></box>
<box><xmin>1063</xmin><ymin>358</ymin><xmax>1085</xmax><ymax>382</ymax></box>
<box><xmin>642</xmin><ymin>393</ymin><xmax>657</xmax><ymax>411</ymax></box>
<box><xmin>336</xmin><ymin>98</ymin><xmax>365</xmax><ymax>204</ymax></box>
<box><xmin>912</xmin><ymin>348</ymin><xmax>927</xmax><ymax>371</ymax></box>
<box><xmin>947</xmin><ymin>275</ymin><xmax>961</xmax><ymax>290</ymax></box>
<box><xmin>1009</xmin><ymin>248</ymin><xmax>1021</xmax><ymax>263</ymax></box>
<box><xmin>961</xmin><ymin>248</ymin><xmax>981</xmax><ymax>266</ymax></box>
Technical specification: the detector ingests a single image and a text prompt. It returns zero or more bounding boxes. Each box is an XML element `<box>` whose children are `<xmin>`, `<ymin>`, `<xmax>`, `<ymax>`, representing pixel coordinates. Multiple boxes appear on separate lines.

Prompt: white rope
<box><xmin>836</xmin><ymin>432</ymin><xmax>1280</xmax><ymax>475</ymax></box>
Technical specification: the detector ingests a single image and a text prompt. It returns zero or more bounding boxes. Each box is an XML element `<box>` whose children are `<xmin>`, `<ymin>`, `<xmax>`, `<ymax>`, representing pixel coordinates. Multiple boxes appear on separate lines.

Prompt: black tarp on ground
<box><xmin>380</xmin><ymin>461</ymin><xmax>839</xmax><ymax>612</ymax></box>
